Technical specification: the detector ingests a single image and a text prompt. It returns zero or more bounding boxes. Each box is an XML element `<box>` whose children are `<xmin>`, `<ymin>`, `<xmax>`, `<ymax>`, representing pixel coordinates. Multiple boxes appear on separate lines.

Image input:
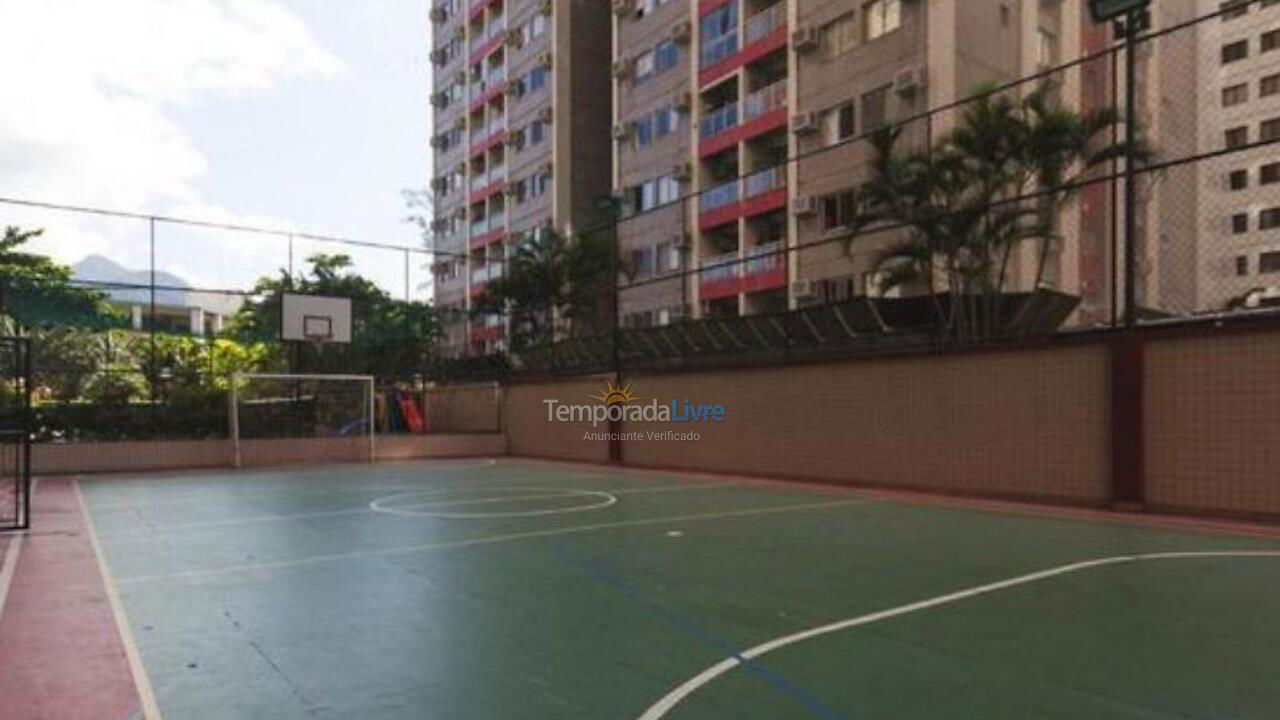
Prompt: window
<box><xmin>529</xmin><ymin>118</ymin><xmax>547</xmax><ymax>145</ymax></box>
<box><xmin>1264</xmin><ymin>29</ymin><xmax>1280</xmax><ymax>52</ymax></box>
<box><xmin>1230</xmin><ymin>169</ymin><xmax>1249</xmax><ymax>190</ymax></box>
<box><xmin>819</xmin><ymin>276</ymin><xmax>857</xmax><ymax>303</ymax></box>
<box><xmin>530</xmin><ymin>12</ymin><xmax>548</xmax><ymax>39</ymax></box>
<box><xmin>1261</xmin><ymin>207</ymin><xmax>1280</xmax><ymax>229</ymax></box>
<box><xmin>1221</xmin><ymin>0</ymin><xmax>1249</xmax><ymax>20</ymax></box>
<box><xmin>1037</xmin><ymin>29</ymin><xmax>1058</xmax><ymax>67</ymax></box>
<box><xmin>829</xmin><ymin>102</ymin><xmax>856</xmax><ymax>143</ymax></box>
<box><xmin>1222</xmin><ymin>39</ymin><xmax>1249</xmax><ymax>63</ymax></box>
<box><xmin>1226</xmin><ymin>126</ymin><xmax>1249</xmax><ymax>149</ymax></box>
<box><xmin>1263</xmin><ymin>73</ymin><xmax>1280</xmax><ymax>97</ymax></box>
<box><xmin>825</xmin><ymin>13</ymin><xmax>858</xmax><ymax>58</ymax></box>
<box><xmin>1232</xmin><ymin>213</ymin><xmax>1249</xmax><ymax>234</ymax></box>
<box><xmin>699</xmin><ymin>4</ymin><xmax>738</xmax><ymax>67</ymax></box>
<box><xmin>654</xmin><ymin>39</ymin><xmax>679</xmax><ymax>74</ymax></box>
<box><xmin>1223</xmin><ymin>83</ymin><xmax>1249</xmax><ymax>107</ymax></box>
<box><xmin>1263</xmin><ymin>117</ymin><xmax>1280</xmax><ymax>141</ymax></box>
<box><xmin>1236</xmin><ymin>255</ymin><xmax>1250</xmax><ymax>276</ymax></box>
<box><xmin>656</xmin><ymin>239</ymin><xmax>683</xmax><ymax>272</ymax></box>
<box><xmin>634</xmin><ymin>50</ymin><xmax>656</xmax><ymax>82</ymax></box>
<box><xmin>1264</xmin><ymin>162</ymin><xmax>1280</xmax><ymax>184</ymax></box>
<box><xmin>528</xmin><ymin>66</ymin><xmax>549</xmax><ymax>92</ymax></box>
<box><xmin>1262</xmin><ymin>251</ymin><xmax>1280</xmax><ymax>273</ymax></box>
<box><xmin>629</xmin><ymin>247</ymin><xmax>657</xmax><ymax>279</ymax></box>
<box><xmin>634</xmin><ymin>115</ymin><xmax>654</xmax><ymax>147</ymax></box>
<box><xmin>861</xmin><ymin>86</ymin><xmax>890</xmax><ymax>132</ymax></box>
<box><xmin>822</xmin><ymin>190</ymin><xmax>857</xmax><ymax>230</ymax></box>
<box><xmin>865</xmin><ymin>0</ymin><xmax>901</xmax><ymax>41</ymax></box>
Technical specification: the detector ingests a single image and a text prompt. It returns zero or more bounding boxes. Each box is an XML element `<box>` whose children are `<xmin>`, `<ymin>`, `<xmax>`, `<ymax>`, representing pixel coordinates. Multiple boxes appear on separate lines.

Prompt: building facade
<box><xmin>429</xmin><ymin>0</ymin><xmax>612</xmax><ymax>356</ymax></box>
<box><xmin>611</xmin><ymin>0</ymin><xmax>1100</xmax><ymax>328</ymax></box>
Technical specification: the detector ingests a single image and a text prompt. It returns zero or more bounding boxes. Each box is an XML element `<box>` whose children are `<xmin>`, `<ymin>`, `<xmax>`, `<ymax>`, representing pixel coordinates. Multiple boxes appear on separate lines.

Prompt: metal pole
<box><xmin>404</xmin><ymin>249</ymin><xmax>411</xmax><ymax>301</ymax></box>
<box><xmin>1122</xmin><ymin>10</ymin><xmax>1141</xmax><ymax>327</ymax></box>
<box><xmin>149</xmin><ymin>218</ymin><xmax>158</xmax><ymax>436</ymax></box>
<box><xmin>368</xmin><ymin>376</ymin><xmax>376</xmax><ymax>464</ymax></box>
<box><xmin>229</xmin><ymin>372</ymin><xmax>241</xmax><ymax>469</ymax></box>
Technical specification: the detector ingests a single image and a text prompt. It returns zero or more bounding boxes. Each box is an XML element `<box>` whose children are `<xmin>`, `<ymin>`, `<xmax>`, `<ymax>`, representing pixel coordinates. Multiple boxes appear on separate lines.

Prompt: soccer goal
<box><xmin>229</xmin><ymin>373</ymin><xmax>376</xmax><ymax>468</ymax></box>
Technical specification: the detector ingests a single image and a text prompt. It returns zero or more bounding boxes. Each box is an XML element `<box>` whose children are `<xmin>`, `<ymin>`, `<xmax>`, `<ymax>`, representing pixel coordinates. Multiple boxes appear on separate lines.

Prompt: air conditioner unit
<box><xmin>612</xmin><ymin>59</ymin><xmax>633</xmax><ymax>78</ymax></box>
<box><xmin>429</xmin><ymin>7</ymin><xmax>446</xmax><ymax>23</ymax></box>
<box><xmin>504</xmin><ymin>83</ymin><xmax>520</xmax><ymax>97</ymax></box>
<box><xmin>793</xmin><ymin>27</ymin><xmax>821</xmax><ymax>53</ymax></box>
<box><xmin>675</xmin><ymin>91</ymin><xmax>692</xmax><ymax>111</ymax></box>
<box><xmin>430</xmin><ymin>92</ymin><xmax>447</xmax><ymax>108</ymax></box>
<box><xmin>540</xmin><ymin>162</ymin><xmax>554</xmax><ymax>176</ymax></box>
<box><xmin>506</xmin><ymin>29</ymin><xmax>523</xmax><ymax>48</ymax></box>
<box><xmin>430</xmin><ymin>48</ymin><xmax>447</xmax><ymax>65</ymax></box>
<box><xmin>792</xmin><ymin>280</ymin><xmax>818</xmax><ymax>300</ymax></box>
<box><xmin>539</xmin><ymin>0</ymin><xmax>552</xmax><ymax>15</ymax></box>
<box><xmin>504</xmin><ymin>181</ymin><xmax>520</xmax><ymax>196</ymax></box>
<box><xmin>612</xmin><ymin>0</ymin><xmax>635</xmax><ymax>16</ymax></box>
<box><xmin>672</xmin><ymin>20</ymin><xmax>692</xmax><ymax>43</ymax></box>
<box><xmin>791</xmin><ymin>112</ymin><xmax>819</xmax><ymax>135</ymax></box>
<box><xmin>671</xmin><ymin>162</ymin><xmax>692</xmax><ymax>180</ymax></box>
<box><xmin>505</xmin><ymin>130</ymin><xmax>525</xmax><ymax>148</ymax></box>
<box><xmin>894</xmin><ymin>65</ymin><xmax>926</xmax><ymax>96</ymax></box>
<box><xmin>538</xmin><ymin>107</ymin><xmax>553</xmax><ymax>123</ymax></box>
<box><xmin>792</xmin><ymin>195</ymin><xmax>818</xmax><ymax>216</ymax></box>
<box><xmin>538</xmin><ymin>52</ymin><xmax>553</xmax><ymax>67</ymax></box>
<box><xmin>612</xmin><ymin>122</ymin><xmax>632</xmax><ymax>140</ymax></box>
<box><xmin>429</xmin><ymin>135</ymin><xmax>445</xmax><ymax>149</ymax></box>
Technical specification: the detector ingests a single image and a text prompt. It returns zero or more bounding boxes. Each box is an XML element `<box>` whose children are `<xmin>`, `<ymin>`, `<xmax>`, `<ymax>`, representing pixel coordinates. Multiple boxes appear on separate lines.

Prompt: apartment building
<box><xmin>1188</xmin><ymin>0</ymin><xmax>1280</xmax><ymax>312</ymax></box>
<box><xmin>608</xmin><ymin>0</ymin><xmax>1223</xmax><ymax>329</ymax></box>
<box><xmin>428</xmin><ymin>0</ymin><xmax>612</xmax><ymax>356</ymax></box>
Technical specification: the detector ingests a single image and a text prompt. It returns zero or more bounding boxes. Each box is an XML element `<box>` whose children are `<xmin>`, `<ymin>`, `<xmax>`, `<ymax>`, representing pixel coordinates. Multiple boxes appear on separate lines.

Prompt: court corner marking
<box><xmin>74</xmin><ymin>479</ymin><xmax>165</xmax><ymax>720</ymax></box>
<box><xmin>636</xmin><ymin>550</ymin><xmax>1280</xmax><ymax>720</ymax></box>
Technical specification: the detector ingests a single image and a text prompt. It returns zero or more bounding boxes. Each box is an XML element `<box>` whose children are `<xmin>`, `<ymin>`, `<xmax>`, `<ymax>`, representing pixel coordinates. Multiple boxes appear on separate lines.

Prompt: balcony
<box><xmin>468</xmin><ymin>0</ymin><xmax>499</xmax><ymax>21</ymax></box>
<box><xmin>698</xmin><ymin>167</ymin><xmax>787</xmax><ymax>230</ymax></box>
<box><xmin>468</xmin><ymin>213</ymin><xmax>507</xmax><ymax>249</ymax></box>
<box><xmin>699</xmin><ymin>242</ymin><xmax>785</xmax><ymax>301</ymax></box>
<box><xmin>468</xmin><ymin>164</ymin><xmax>506</xmax><ymax>203</ymax></box>
<box><xmin>700</xmin><ymin>3</ymin><xmax>788</xmax><ymax>88</ymax></box>
<box><xmin>699</xmin><ymin>79</ymin><xmax>787</xmax><ymax>157</ymax></box>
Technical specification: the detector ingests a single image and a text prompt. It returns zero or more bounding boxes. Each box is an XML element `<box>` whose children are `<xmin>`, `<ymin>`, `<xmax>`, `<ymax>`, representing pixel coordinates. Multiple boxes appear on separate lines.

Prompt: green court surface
<box><xmin>81</xmin><ymin>459</ymin><xmax>1280</xmax><ymax>720</ymax></box>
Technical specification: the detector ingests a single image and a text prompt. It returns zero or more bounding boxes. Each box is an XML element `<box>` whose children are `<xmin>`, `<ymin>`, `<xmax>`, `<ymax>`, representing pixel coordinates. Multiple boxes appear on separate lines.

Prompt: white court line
<box><xmin>372</xmin><ymin>487</ymin><xmax>620</xmax><ymax>519</ymax></box>
<box><xmin>75</xmin><ymin>480</ymin><xmax>164</xmax><ymax>720</ymax></box>
<box><xmin>635</xmin><ymin>550</ymin><xmax>1280</xmax><ymax>720</ymax></box>
<box><xmin>85</xmin><ymin>458</ymin><xmax>500</xmax><ymax>512</ymax></box>
<box><xmin>100</xmin><ymin>482</ymin><xmax>742</xmax><ymax>540</ymax></box>
<box><xmin>0</xmin><ymin>478</ymin><xmax>36</xmax><ymax>623</ymax></box>
<box><xmin>117</xmin><ymin>498</ymin><xmax>869</xmax><ymax>586</ymax></box>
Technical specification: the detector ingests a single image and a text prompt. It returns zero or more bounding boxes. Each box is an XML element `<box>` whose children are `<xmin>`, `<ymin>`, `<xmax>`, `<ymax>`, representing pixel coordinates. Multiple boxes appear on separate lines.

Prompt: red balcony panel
<box><xmin>469</xmin><ymin>180</ymin><xmax>504</xmax><ymax>204</ymax></box>
<box><xmin>468</xmin><ymin>227</ymin><xmax>506</xmax><ymax>250</ymax></box>
<box><xmin>741</xmin><ymin>264</ymin><xmax>786</xmax><ymax>294</ymax></box>
<box><xmin>741</xmin><ymin>187</ymin><xmax>787</xmax><ymax>218</ymax></box>
<box><xmin>468</xmin><ymin>82</ymin><xmax>507</xmax><ymax>114</ymax></box>
<box><xmin>468</xmin><ymin>33</ymin><xmax>504</xmax><ymax>65</ymax></box>
<box><xmin>698</xmin><ymin>202</ymin><xmax>742</xmax><ymax>232</ymax></box>
<box><xmin>699</xmin><ymin>275</ymin><xmax>740</xmax><ymax>301</ymax></box>
<box><xmin>698</xmin><ymin>27</ymin><xmax>788</xmax><ymax>88</ymax></box>
<box><xmin>469</xmin><ymin>281</ymin><xmax>487</xmax><ymax>298</ymax></box>
<box><xmin>698</xmin><ymin>106</ymin><xmax>788</xmax><ymax>158</ymax></box>
<box><xmin>468</xmin><ymin>0</ymin><xmax>497</xmax><ymax>21</ymax></box>
<box><xmin>469</xmin><ymin>131</ymin><xmax>507</xmax><ymax>159</ymax></box>
<box><xmin>471</xmin><ymin>324</ymin><xmax>506</xmax><ymax>343</ymax></box>
<box><xmin>698</xmin><ymin>0</ymin><xmax>732</xmax><ymax>17</ymax></box>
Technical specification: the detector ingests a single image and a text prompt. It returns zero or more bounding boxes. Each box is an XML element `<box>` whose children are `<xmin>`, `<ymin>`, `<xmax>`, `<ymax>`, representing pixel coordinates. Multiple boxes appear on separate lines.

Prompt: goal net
<box><xmin>230</xmin><ymin>373</ymin><xmax>375</xmax><ymax>468</ymax></box>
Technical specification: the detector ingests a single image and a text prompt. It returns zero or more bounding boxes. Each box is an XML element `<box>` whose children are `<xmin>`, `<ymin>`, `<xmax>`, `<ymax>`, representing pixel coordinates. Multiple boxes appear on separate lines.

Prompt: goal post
<box><xmin>230</xmin><ymin>373</ymin><xmax>376</xmax><ymax>468</ymax></box>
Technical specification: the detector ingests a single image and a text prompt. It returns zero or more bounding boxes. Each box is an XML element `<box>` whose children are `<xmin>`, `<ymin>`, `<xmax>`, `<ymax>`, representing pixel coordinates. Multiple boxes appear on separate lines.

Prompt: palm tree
<box><xmin>848</xmin><ymin>83</ymin><xmax>1141</xmax><ymax>340</ymax></box>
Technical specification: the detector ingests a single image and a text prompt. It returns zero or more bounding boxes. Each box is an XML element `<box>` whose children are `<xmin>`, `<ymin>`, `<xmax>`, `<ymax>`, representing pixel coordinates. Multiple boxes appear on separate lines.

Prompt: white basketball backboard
<box><xmin>281</xmin><ymin>293</ymin><xmax>352</xmax><ymax>344</ymax></box>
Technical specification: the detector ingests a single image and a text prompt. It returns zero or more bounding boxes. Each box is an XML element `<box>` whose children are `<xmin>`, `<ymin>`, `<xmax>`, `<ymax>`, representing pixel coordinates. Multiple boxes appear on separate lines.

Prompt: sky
<box><xmin>0</xmin><ymin>0</ymin><xmax>432</xmax><ymax>300</ymax></box>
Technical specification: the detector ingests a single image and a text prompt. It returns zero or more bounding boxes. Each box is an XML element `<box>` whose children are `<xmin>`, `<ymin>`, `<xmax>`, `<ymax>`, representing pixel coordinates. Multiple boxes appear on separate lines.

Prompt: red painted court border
<box><xmin>0</xmin><ymin>478</ymin><xmax>160</xmax><ymax>720</ymax></box>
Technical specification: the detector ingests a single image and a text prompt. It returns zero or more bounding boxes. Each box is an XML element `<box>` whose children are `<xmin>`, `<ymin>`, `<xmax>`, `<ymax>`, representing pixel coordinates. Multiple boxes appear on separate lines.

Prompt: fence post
<box><xmin>1109</xmin><ymin>333</ymin><xmax>1145</xmax><ymax>508</ymax></box>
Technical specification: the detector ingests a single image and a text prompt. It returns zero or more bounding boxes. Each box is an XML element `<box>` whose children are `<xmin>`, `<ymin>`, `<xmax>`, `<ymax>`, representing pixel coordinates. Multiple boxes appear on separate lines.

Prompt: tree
<box><xmin>474</xmin><ymin>227</ymin><xmax>616</xmax><ymax>350</ymax></box>
<box><xmin>228</xmin><ymin>253</ymin><xmax>442</xmax><ymax>376</ymax></box>
<box><xmin>847</xmin><ymin>84</ymin><xmax>1140</xmax><ymax>340</ymax></box>
<box><xmin>0</xmin><ymin>227</ymin><xmax>119</xmax><ymax>332</ymax></box>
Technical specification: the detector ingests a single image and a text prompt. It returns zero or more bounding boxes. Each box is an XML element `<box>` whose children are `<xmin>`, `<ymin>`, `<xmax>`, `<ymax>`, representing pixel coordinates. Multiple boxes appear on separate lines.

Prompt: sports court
<box><xmin>9</xmin><ymin>456</ymin><xmax>1276</xmax><ymax>720</ymax></box>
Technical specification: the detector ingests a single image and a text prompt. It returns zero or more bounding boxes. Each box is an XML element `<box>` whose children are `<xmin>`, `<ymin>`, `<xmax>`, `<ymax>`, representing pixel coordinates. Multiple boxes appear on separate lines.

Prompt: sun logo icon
<box><xmin>590</xmin><ymin>381</ymin><xmax>640</xmax><ymax>406</ymax></box>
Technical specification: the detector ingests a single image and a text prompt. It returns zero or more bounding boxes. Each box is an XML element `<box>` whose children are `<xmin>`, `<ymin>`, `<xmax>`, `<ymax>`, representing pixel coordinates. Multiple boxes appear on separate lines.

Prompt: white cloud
<box><xmin>0</xmin><ymin>0</ymin><xmax>341</xmax><ymax>286</ymax></box>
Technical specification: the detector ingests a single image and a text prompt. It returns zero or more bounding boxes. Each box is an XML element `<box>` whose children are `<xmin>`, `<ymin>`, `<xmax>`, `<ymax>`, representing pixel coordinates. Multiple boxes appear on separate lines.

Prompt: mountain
<box><xmin>71</xmin><ymin>255</ymin><xmax>242</xmax><ymax>317</ymax></box>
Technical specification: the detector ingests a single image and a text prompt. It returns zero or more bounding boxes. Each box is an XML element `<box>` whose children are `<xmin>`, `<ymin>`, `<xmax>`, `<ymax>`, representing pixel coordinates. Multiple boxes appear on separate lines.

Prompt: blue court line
<box><xmin>552</xmin><ymin>544</ymin><xmax>856</xmax><ymax>720</ymax></box>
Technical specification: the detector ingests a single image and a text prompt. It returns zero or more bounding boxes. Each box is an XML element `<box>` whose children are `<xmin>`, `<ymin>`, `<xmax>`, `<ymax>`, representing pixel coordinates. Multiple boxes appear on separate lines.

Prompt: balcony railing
<box><xmin>743</xmin><ymin>79</ymin><xmax>787</xmax><ymax>121</ymax></box>
<box><xmin>745</xmin><ymin>3</ymin><xmax>785</xmax><ymax>46</ymax></box>
<box><xmin>700</xmin><ymin>251</ymin><xmax>741</xmax><ymax>283</ymax></box>
<box><xmin>469</xmin><ymin>172</ymin><xmax>490</xmax><ymax>191</ymax></box>
<box><xmin>470</xmin><ymin>264</ymin><xmax>489</xmax><ymax>284</ymax></box>
<box><xmin>469</xmin><ymin>14</ymin><xmax>505</xmax><ymax>50</ymax></box>
<box><xmin>743</xmin><ymin>166</ymin><xmax>785</xmax><ymax>198</ymax></box>
<box><xmin>701</xmin><ymin>180</ymin><xmax>740</xmax><ymax>212</ymax></box>
<box><xmin>745</xmin><ymin>241</ymin><xmax>782</xmax><ymax>274</ymax></box>
<box><xmin>700</xmin><ymin>102</ymin><xmax>740</xmax><ymax>139</ymax></box>
<box><xmin>700</xmin><ymin>30</ymin><xmax>739</xmax><ymax>68</ymax></box>
<box><xmin>469</xmin><ymin>211</ymin><xmax>506</xmax><ymax>236</ymax></box>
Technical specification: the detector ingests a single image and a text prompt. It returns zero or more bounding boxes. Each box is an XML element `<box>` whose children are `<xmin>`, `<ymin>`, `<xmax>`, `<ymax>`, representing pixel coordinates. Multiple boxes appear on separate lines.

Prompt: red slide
<box><xmin>398</xmin><ymin>392</ymin><xmax>425</xmax><ymax>433</ymax></box>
